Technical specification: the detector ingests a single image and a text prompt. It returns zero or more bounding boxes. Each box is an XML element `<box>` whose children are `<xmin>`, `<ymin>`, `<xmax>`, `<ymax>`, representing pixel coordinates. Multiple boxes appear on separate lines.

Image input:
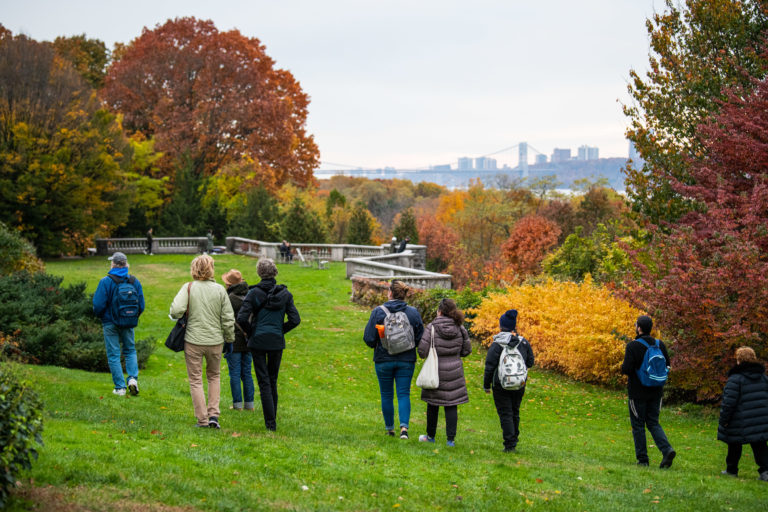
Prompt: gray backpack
<box><xmin>379</xmin><ymin>305</ymin><xmax>416</xmax><ymax>355</ymax></box>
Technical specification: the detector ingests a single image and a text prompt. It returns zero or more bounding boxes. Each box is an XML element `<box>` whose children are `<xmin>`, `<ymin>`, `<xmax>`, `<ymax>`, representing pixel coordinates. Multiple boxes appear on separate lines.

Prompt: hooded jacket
<box><xmin>718</xmin><ymin>361</ymin><xmax>768</xmax><ymax>444</ymax></box>
<box><xmin>170</xmin><ymin>279</ymin><xmax>235</xmax><ymax>346</ymax></box>
<box><xmin>237</xmin><ymin>278</ymin><xmax>300</xmax><ymax>351</ymax></box>
<box><xmin>226</xmin><ymin>281</ymin><xmax>250</xmax><ymax>352</ymax></box>
<box><xmin>363</xmin><ymin>299</ymin><xmax>424</xmax><ymax>363</ymax></box>
<box><xmin>483</xmin><ymin>331</ymin><xmax>534</xmax><ymax>390</ymax></box>
<box><xmin>417</xmin><ymin>315</ymin><xmax>472</xmax><ymax>406</ymax></box>
<box><xmin>93</xmin><ymin>266</ymin><xmax>145</xmax><ymax>326</ymax></box>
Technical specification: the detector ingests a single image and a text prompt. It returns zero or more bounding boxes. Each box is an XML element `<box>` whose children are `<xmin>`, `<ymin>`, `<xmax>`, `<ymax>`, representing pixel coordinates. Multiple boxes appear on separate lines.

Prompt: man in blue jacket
<box><xmin>93</xmin><ymin>252</ymin><xmax>145</xmax><ymax>396</ymax></box>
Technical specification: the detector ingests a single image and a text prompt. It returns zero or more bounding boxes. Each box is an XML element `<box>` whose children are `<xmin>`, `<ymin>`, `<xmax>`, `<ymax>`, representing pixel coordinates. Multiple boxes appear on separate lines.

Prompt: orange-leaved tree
<box><xmin>500</xmin><ymin>215</ymin><xmax>561</xmax><ymax>278</ymax></box>
<box><xmin>103</xmin><ymin>17</ymin><xmax>319</xmax><ymax>186</ymax></box>
<box><xmin>470</xmin><ymin>277</ymin><xmax>647</xmax><ymax>386</ymax></box>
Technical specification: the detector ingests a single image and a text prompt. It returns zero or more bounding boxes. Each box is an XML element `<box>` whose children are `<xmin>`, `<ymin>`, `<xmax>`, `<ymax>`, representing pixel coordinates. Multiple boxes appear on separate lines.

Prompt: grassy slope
<box><xmin>6</xmin><ymin>255</ymin><xmax>765</xmax><ymax>511</ymax></box>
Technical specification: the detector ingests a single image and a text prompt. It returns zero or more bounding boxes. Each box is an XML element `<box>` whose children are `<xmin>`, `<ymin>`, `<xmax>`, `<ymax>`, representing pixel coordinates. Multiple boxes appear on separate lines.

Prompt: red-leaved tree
<box><xmin>102</xmin><ymin>17</ymin><xmax>319</xmax><ymax>186</ymax></box>
<box><xmin>500</xmin><ymin>215</ymin><xmax>561</xmax><ymax>279</ymax></box>
<box><xmin>624</xmin><ymin>76</ymin><xmax>768</xmax><ymax>400</ymax></box>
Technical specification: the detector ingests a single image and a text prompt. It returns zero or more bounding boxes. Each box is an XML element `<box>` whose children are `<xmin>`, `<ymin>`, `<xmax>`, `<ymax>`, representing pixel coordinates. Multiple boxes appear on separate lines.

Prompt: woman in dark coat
<box><xmin>417</xmin><ymin>299</ymin><xmax>472</xmax><ymax>447</ymax></box>
<box><xmin>717</xmin><ymin>346</ymin><xmax>768</xmax><ymax>480</ymax></box>
<box><xmin>222</xmin><ymin>269</ymin><xmax>254</xmax><ymax>411</ymax></box>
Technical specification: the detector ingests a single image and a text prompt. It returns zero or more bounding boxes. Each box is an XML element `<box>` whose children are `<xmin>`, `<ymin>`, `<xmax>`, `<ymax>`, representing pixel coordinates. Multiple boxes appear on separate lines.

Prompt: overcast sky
<box><xmin>2</xmin><ymin>0</ymin><xmax>661</xmax><ymax>170</ymax></box>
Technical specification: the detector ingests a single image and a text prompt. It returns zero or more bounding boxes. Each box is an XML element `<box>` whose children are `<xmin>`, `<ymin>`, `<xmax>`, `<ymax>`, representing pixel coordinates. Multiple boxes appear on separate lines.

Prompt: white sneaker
<box><xmin>113</xmin><ymin>388</ymin><xmax>126</xmax><ymax>396</ymax></box>
<box><xmin>127</xmin><ymin>378</ymin><xmax>139</xmax><ymax>396</ymax></box>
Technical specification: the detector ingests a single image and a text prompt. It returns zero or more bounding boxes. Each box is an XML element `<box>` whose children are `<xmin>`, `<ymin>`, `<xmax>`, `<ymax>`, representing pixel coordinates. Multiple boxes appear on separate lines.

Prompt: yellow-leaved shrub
<box><xmin>469</xmin><ymin>276</ymin><xmax>647</xmax><ymax>386</ymax></box>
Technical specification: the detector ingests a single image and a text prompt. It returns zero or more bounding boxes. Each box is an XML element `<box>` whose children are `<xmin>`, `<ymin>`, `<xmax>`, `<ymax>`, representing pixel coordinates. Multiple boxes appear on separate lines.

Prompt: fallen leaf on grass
<box><xmin>232</xmin><ymin>432</ymin><xmax>241</xmax><ymax>437</ymax></box>
<box><xmin>643</xmin><ymin>488</ymin><xmax>651</xmax><ymax>494</ymax></box>
<box><xmin>151</xmin><ymin>430</ymin><xmax>161</xmax><ymax>435</ymax></box>
<box><xmin>190</xmin><ymin>444</ymin><xmax>198</xmax><ymax>447</ymax></box>
<box><xmin>535</xmin><ymin>478</ymin><xmax>543</xmax><ymax>484</ymax></box>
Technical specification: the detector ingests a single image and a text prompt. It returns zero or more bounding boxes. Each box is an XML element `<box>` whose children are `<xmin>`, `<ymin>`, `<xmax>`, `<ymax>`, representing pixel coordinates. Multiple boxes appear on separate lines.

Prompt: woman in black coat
<box><xmin>717</xmin><ymin>346</ymin><xmax>768</xmax><ymax>480</ymax></box>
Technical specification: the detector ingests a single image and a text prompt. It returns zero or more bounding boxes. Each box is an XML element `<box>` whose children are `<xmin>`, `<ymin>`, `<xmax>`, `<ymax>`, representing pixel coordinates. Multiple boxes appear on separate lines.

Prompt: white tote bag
<box><xmin>416</xmin><ymin>326</ymin><xmax>439</xmax><ymax>390</ymax></box>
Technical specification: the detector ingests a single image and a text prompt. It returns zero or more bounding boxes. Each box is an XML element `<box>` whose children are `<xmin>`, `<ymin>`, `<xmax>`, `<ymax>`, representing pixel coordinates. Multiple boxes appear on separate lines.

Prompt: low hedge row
<box><xmin>0</xmin><ymin>271</ymin><xmax>154</xmax><ymax>372</ymax></box>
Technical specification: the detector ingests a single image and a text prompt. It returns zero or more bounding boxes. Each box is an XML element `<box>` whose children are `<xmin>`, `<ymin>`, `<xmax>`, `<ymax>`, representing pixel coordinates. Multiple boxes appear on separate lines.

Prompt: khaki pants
<box><xmin>184</xmin><ymin>342</ymin><xmax>223</xmax><ymax>426</ymax></box>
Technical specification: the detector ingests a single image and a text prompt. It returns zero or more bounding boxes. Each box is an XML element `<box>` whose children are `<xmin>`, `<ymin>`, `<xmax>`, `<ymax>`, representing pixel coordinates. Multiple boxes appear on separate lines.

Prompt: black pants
<box><xmin>726</xmin><ymin>442</ymin><xmax>768</xmax><ymax>475</ymax></box>
<box><xmin>628</xmin><ymin>396</ymin><xmax>673</xmax><ymax>463</ymax></box>
<box><xmin>426</xmin><ymin>404</ymin><xmax>457</xmax><ymax>441</ymax></box>
<box><xmin>252</xmin><ymin>349</ymin><xmax>283</xmax><ymax>430</ymax></box>
<box><xmin>493</xmin><ymin>386</ymin><xmax>525</xmax><ymax>449</ymax></box>
<box><xmin>146</xmin><ymin>239</ymin><xmax>152</xmax><ymax>253</ymax></box>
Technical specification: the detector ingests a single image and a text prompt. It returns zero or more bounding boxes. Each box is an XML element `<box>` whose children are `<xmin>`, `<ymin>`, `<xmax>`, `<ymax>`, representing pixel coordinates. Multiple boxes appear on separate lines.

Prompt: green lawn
<box><xmin>5</xmin><ymin>255</ymin><xmax>766</xmax><ymax>511</ymax></box>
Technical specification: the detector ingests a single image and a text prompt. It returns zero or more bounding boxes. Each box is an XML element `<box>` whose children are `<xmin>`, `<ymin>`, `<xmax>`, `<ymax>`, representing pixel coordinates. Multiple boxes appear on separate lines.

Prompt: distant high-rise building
<box><xmin>535</xmin><ymin>154</ymin><xmax>548</xmax><ymax>165</ymax></box>
<box><xmin>578</xmin><ymin>145</ymin><xmax>599</xmax><ymax>160</ymax></box>
<box><xmin>551</xmin><ymin>148</ymin><xmax>571</xmax><ymax>163</ymax></box>
<box><xmin>474</xmin><ymin>157</ymin><xmax>497</xmax><ymax>170</ymax></box>
<box><xmin>628</xmin><ymin>140</ymin><xmax>644</xmax><ymax>166</ymax></box>
<box><xmin>458</xmin><ymin>157</ymin><xmax>473</xmax><ymax>170</ymax></box>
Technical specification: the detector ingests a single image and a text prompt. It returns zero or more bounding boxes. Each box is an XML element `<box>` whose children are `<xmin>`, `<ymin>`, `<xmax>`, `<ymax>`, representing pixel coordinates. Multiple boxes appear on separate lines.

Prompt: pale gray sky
<box><xmin>2</xmin><ymin>0</ymin><xmax>661</xmax><ymax>170</ymax></box>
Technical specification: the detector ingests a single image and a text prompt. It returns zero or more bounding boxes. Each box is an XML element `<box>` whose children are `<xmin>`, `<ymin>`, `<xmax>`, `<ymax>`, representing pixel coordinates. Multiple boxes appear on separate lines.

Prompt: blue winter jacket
<box><xmin>92</xmin><ymin>267</ymin><xmax>145</xmax><ymax>326</ymax></box>
<box><xmin>363</xmin><ymin>300</ymin><xmax>424</xmax><ymax>363</ymax></box>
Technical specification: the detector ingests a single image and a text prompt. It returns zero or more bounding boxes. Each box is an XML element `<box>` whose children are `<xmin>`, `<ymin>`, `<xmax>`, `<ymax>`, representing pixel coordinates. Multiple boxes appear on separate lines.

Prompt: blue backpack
<box><xmin>108</xmin><ymin>274</ymin><xmax>140</xmax><ymax>328</ymax></box>
<box><xmin>635</xmin><ymin>338</ymin><xmax>668</xmax><ymax>387</ymax></box>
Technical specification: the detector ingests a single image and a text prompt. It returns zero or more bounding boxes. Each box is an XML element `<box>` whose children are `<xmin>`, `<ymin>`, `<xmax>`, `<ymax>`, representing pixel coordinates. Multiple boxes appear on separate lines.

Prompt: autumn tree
<box><xmin>0</xmin><ymin>34</ymin><xmax>131</xmax><ymax>255</ymax></box>
<box><xmin>624</xmin><ymin>0</ymin><xmax>768</xmax><ymax>225</ymax></box>
<box><xmin>624</xmin><ymin>76</ymin><xmax>768</xmax><ymax>400</ymax></box>
<box><xmin>52</xmin><ymin>34</ymin><xmax>109</xmax><ymax>88</ymax></box>
<box><xmin>102</xmin><ymin>17</ymin><xmax>319</xmax><ymax>186</ymax></box>
<box><xmin>500</xmin><ymin>215</ymin><xmax>561</xmax><ymax>278</ymax></box>
<box><xmin>229</xmin><ymin>186</ymin><xmax>282</xmax><ymax>241</ymax></box>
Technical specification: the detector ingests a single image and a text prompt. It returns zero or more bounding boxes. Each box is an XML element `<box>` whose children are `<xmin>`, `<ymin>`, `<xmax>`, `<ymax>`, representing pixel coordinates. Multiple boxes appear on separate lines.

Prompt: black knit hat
<box><xmin>636</xmin><ymin>315</ymin><xmax>653</xmax><ymax>335</ymax></box>
<box><xmin>499</xmin><ymin>309</ymin><xmax>518</xmax><ymax>331</ymax></box>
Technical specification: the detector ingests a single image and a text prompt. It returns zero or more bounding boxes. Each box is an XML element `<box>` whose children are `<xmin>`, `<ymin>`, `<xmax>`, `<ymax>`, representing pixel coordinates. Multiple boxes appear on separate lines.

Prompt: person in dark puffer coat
<box><xmin>417</xmin><ymin>299</ymin><xmax>472</xmax><ymax>447</ymax></box>
<box><xmin>717</xmin><ymin>346</ymin><xmax>768</xmax><ymax>481</ymax></box>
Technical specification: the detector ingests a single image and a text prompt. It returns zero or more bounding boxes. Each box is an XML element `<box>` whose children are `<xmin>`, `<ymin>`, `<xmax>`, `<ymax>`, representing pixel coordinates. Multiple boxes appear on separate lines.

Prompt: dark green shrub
<box><xmin>0</xmin><ymin>222</ymin><xmax>44</xmax><ymax>276</ymax></box>
<box><xmin>0</xmin><ymin>364</ymin><xmax>43</xmax><ymax>508</ymax></box>
<box><xmin>0</xmin><ymin>272</ymin><xmax>154</xmax><ymax>372</ymax></box>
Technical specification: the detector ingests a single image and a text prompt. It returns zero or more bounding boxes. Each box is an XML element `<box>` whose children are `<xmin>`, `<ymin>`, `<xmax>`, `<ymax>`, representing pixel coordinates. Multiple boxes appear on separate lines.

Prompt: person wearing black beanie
<box><xmin>483</xmin><ymin>309</ymin><xmax>534</xmax><ymax>452</ymax></box>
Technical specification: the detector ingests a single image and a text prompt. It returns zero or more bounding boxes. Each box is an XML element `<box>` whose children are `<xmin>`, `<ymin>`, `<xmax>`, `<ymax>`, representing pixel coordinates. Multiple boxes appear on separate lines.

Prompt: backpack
<box><xmin>497</xmin><ymin>336</ymin><xmax>528</xmax><ymax>390</ymax></box>
<box><xmin>107</xmin><ymin>274</ymin><xmax>140</xmax><ymax>328</ymax></box>
<box><xmin>635</xmin><ymin>338</ymin><xmax>668</xmax><ymax>387</ymax></box>
<box><xmin>379</xmin><ymin>305</ymin><xmax>416</xmax><ymax>355</ymax></box>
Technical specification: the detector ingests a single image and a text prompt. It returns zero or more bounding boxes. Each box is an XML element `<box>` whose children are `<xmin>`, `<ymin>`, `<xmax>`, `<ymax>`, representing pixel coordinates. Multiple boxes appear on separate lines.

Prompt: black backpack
<box><xmin>108</xmin><ymin>274</ymin><xmax>140</xmax><ymax>328</ymax></box>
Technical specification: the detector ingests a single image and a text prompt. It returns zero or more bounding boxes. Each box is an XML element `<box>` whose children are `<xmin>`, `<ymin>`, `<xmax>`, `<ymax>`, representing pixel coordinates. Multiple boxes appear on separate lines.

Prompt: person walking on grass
<box><xmin>170</xmin><ymin>254</ymin><xmax>235</xmax><ymax>429</ymax></box>
<box><xmin>363</xmin><ymin>280</ymin><xmax>424</xmax><ymax>439</ymax></box>
<box><xmin>222</xmin><ymin>269</ymin><xmax>255</xmax><ymax>412</ymax></box>
<box><xmin>93</xmin><ymin>252</ymin><xmax>145</xmax><ymax>397</ymax></box>
<box><xmin>483</xmin><ymin>309</ymin><xmax>534</xmax><ymax>452</ymax></box>
<box><xmin>621</xmin><ymin>315</ymin><xmax>676</xmax><ymax>468</ymax></box>
<box><xmin>718</xmin><ymin>346</ymin><xmax>768</xmax><ymax>481</ymax></box>
<box><xmin>237</xmin><ymin>258</ymin><xmax>300</xmax><ymax>431</ymax></box>
<box><xmin>144</xmin><ymin>227</ymin><xmax>153</xmax><ymax>255</ymax></box>
<box><xmin>417</xmin><ymin>299</ymin><xmax>472</xmax><ymax>447</ymax></box>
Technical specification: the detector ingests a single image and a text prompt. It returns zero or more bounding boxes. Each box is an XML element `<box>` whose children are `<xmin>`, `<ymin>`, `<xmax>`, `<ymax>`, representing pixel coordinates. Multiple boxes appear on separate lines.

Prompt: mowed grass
<box><xmin>5</xmin><ymin>254</ymin><xmax>766</xmax><ymax>511</ymax></box>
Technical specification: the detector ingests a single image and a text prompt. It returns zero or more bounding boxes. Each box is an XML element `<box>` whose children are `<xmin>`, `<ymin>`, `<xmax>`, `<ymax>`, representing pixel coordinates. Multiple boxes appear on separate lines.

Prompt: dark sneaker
<box><xmin>659</xmin><ymin>450</ymin><xmax>676</xmax><ymax>469</ymax></box>
<box><xmin>400</xmin><ymin>428</ymin><xmax>409</xmax><ymax>440</ymax></box>
<box><xmin>446</xmin><ymin>440</ymin><xmax>455</xmax><ymax>447</ymax></box>
<box><xmin>637</xmin><ymin>461</ymin><xmax>649</xmax><ymax>467</ymax></box>
<box><xmin>208</xmin><ymin>417</ymin><xmax>221</xmax><ymax>429</ymax></box>
<box><xmin>127</xmin><ymin>378</ymin><xmax>139</xmax><ymax>396</ymax></box>
<box><xmin>418</xmin><ymin>435</ymin><xmax>435</xmax><ymax>443</ymax></box>
<box><xmin>386</xmin><ymin>430</ymin><xmax>396</xmax><ymax>437</ymax></box>
<box><xmin>759</xmin><ymin>471</ymin><xmax>768</xmax><ymax>482</ymax></box>
<box><xmin>504</xmin><ymin>447</ymin><xmax>516</xmax><ymax>453</ymax></box>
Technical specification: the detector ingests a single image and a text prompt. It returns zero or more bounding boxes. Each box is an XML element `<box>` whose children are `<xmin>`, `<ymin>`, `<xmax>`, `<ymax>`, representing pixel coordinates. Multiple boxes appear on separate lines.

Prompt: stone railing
<box><xmin>96</xmin><ymin>237</ymin><xmax>207</xmax><ymax>255</ymax></box>
<box><xmin>344</xmin><ymin>256</ymin><xmax>452</xmax><ymax>289</ymax></box>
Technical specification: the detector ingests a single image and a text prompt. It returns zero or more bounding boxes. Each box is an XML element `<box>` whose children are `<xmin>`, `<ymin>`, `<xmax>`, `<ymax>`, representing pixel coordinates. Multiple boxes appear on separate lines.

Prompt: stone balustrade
<box><xmin>96</xmin><ymin>237</ymin><xmax>206</xmax><ymax>255</ymax></box>
<box><xmin>344</xmin><ymin>256</ymin><xmax>452</xmax><ymax>289</ymax></box>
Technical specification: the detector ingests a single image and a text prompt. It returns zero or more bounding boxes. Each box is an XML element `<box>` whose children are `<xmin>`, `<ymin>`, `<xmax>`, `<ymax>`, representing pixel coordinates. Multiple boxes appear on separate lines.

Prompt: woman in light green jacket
<box><xmin>170</xmin><ymin>254</ymin><xmax>235</xmax><ymax>429</ymax></box>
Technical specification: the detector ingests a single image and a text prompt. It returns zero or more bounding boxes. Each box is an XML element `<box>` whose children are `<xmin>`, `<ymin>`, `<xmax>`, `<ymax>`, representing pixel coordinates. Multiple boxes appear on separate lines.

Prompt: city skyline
<box><xmin>2</xmin><ymin>0</ymin><xmax>663</xmax><ymax>170</ymax></box>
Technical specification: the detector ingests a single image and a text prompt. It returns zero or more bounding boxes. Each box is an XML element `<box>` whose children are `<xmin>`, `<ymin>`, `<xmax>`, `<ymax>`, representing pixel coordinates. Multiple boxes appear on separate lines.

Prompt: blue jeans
<box><xmin>103</xmin><ymin>323</ymin><xmax>138</xmax><ymax>389</ymax></box>
<box><xmin>629</xmin><ymin>396</ymin><xmax>673</xmax><ymax>463</ymax></box>
<box><xmin>375</xmin><ymin>361</ymin><xmax>415</xmax><ymax>430</ymax></box>
<box><xmin>224</xmin><ymin>351</ymin><xmax>255</xmax><ymax>409</ymax></box>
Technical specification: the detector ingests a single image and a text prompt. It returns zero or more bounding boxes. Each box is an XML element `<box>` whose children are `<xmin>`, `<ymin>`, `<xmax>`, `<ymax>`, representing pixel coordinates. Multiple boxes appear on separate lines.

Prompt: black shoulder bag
<box><xmin>165</xmin><ymin>282</ymin><xmax>192</xmax><ymax>352</ymax></box>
